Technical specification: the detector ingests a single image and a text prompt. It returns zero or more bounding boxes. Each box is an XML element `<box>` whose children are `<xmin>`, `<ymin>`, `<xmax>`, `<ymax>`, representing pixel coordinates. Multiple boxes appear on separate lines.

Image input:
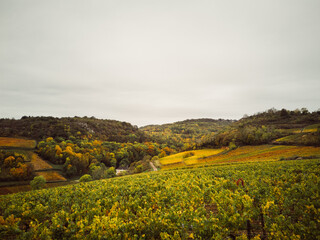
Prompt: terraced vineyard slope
<box><xmin>160</xmin><ymin>145</ymin><xmax>320</xmax><ymax>169</ymax></box>
<box><xmin>160</xmin><ymin>148</ymin><xmax>226</xmax><ymax>169</ymax></box>
<box><xmin>274</xmin><ymin>123</ymin><xmax>320</xmax><ymax>146</ymax></box>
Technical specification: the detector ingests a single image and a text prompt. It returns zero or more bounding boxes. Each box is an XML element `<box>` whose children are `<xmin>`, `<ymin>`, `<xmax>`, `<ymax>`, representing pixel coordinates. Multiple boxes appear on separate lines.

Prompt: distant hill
<box><xmin>0</xmin><ymin>108</ymin><xmax>319</xmax><ymax>148</ymax></box>
<box><xmin>199</xmin><ymin>108</ymin><xmax>320</xmax><ymax>148</ymax></box>
<box><xmin>0</xmin><ymin>116</ymin><xmax>148</xmax><ymax>143</ymax></box>
<box><xmin>239</xmin><ymin>108</ymin><xmax>320</xmax><ymax>129</ymax></box>
<box><xmin>140</xmin><ymin>118</ymin><xmax>234</xmax><ymax>150</ymax></box>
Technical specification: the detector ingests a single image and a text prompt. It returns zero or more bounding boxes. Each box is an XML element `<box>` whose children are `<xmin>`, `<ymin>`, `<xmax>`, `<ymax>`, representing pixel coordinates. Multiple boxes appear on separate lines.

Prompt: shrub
<box><xmin>90</xmin><ymin>164</ymin><xmax>106</xmax><ymax>180</ymax></box>
<box><xmin>228</xmin><ymin>141</ymin><xmax>237</xmax><ymax>150</ymax></box>
<box><xmin>105</xmin><ymin>167</ymin><xmax>116</xmax><ymax>178</ymax></box>
<box><xmin>79</xmin><ymin>174</ymin><xmax>92</xmax><ymax>182</ymax></box>
<box><xmin>151</xmin><ymin>156</ymin><xmax>159</xmax><ymax>161</ymax></box>
<box><xmin>182</xmin><ymin>152</ymin><xmax>195</xmax><ymax>159</ymax></box>
<box><xmin>30</xmin><ymin>176</ymin><xmax>46</xmax><ymax>190</ymax></box>
<box><xmin>135</xmin><ymin>164</ymin><xmax>143</xmax><ymax>173</ymax></box>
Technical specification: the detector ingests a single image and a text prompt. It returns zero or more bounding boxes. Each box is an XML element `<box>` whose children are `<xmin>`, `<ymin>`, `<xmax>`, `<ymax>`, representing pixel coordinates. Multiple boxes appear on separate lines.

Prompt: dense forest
<box><xmin>0</xmin><ymin>116</ymin><xmax>147</xmax><ymax>142</ymax></box>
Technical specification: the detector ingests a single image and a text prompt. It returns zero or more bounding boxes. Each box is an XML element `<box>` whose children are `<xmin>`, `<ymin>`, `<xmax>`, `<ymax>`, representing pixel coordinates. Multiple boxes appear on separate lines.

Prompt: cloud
<box><xmin>1</xmin><ymin>0</ymin><xmax>320</xmax><ymax>126</ymax></box>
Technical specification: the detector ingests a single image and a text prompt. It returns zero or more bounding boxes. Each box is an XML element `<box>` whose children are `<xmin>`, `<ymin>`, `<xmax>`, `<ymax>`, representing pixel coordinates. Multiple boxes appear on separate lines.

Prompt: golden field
<box><xmin>0</xmin><ymin>137</ymin><xmax>36</xmax><ymax>149</ymax></box>
<box><xmin>160</xmin><ymin>148</ymin><xmax>226</xmax><ymax>168</ymax></box>
<box><xmin>36</xmin><ymin>171</ymin><xmax>67</xmax><ymax>182</ymax></box>
<box><xmin>161</xmin><ymin>145</ymin><xmax>320</xmax><ymax>169</ymax></box>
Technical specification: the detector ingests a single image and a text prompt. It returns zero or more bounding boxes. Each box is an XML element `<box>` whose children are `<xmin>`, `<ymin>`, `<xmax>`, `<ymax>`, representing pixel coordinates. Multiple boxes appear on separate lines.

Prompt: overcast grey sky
<box><xmin>1</xmin><ymin>0</ymin><xmax>320</xmax><ymax>126</ymax></box>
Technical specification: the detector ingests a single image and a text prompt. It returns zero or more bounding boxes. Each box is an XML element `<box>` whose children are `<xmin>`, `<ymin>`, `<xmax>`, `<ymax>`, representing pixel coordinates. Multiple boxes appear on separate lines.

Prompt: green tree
<box><xmin>30</xmin><ymin>176</ymin><xmax>46</xmax><ymax>190</ymax></box>
<box><xmin>90</xmin><ymin>163</ymin><xmax>106</xmax><ymax>180</ymax></box>
<box><xmin>79</xmin><ymin>174</ymin><xmax>92</xmax><ymax>182</ymax></box>
<box><xmin>228</xmin><ymin>141</ymin><xmax>237</xmax><ymax>150</ymax></box>
<box><xmin>110</xmin><ymin>158</ymin><xmax>117</xmax><ymax>168</ymax></box>
<box><xmin>105</xmin><ymin>167</ymin><xmax>116</xmax><ymax>178</ymax></box>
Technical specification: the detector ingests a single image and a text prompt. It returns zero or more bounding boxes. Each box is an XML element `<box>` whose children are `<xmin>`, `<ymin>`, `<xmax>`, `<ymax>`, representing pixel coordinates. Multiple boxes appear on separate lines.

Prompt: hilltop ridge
<box><xmin>0</xmin><ymin>116</ymin><xmax>147</xmax><ymax>143</ymax></box>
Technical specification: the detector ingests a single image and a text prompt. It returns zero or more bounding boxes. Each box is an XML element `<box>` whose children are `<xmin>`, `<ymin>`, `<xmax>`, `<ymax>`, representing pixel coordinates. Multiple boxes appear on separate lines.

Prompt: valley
<box><xmin>0</xmin><ymin>108</ymin><xmax>319</xmax><ymax>239</ymax></box>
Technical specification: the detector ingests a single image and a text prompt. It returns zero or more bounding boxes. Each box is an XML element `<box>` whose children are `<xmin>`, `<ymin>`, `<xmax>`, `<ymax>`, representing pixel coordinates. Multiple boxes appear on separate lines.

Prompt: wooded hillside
<box><xmin>0</xmin><ymin>116</ymin><xmax>147</xmax><ymax>143</ymax></box>
<box><xmin>199</xmin><ymin>108</ymin><xmax>320</xmax><ymax>148</ymax></box>
<box><xmin>140</xmin><ymin>118</ymin><xmax>234</xmax><ymax>150</ymax></box>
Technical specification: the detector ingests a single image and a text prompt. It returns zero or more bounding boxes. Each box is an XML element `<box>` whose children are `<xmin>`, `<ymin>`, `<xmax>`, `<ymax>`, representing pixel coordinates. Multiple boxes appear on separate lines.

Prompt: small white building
<box><xmin>116</xmin><ymin>168</ymin><xmax>127</xmax><ymax>175</ymax></box>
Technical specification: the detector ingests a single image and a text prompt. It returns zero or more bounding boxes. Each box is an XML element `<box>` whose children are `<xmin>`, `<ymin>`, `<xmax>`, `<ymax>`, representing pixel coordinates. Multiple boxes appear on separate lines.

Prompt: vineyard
<box><xmin>1</xmin><ymin>158</ymin><xmax>319</xmax><ymax>239</ymax></box>
<box><xmin>160</xmin><ymin>149</ymin><xmax>226</xmax><ymax>167</ymax></box>
<box><xmin>161</xmin><ymin>145</ymin><xmax>320</xmax><ymax>169</ymax></box>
